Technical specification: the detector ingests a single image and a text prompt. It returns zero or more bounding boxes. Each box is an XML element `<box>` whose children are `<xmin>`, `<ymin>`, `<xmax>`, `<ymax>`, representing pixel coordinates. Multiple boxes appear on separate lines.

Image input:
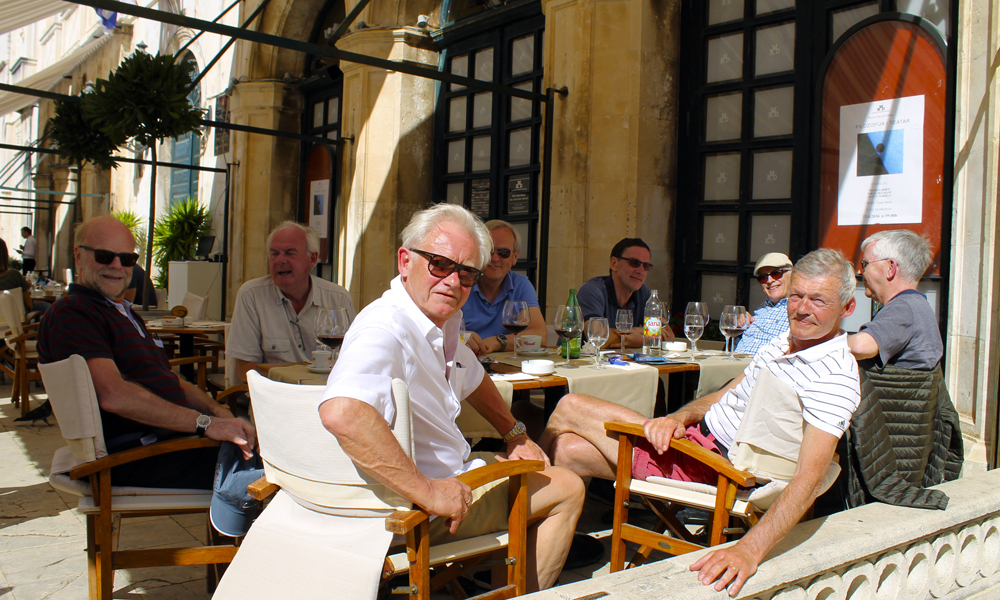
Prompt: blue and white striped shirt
<box><xmin>735</xmin><ymin>297</ymin><xmax>789</xmax><ymax>356</ymax></box>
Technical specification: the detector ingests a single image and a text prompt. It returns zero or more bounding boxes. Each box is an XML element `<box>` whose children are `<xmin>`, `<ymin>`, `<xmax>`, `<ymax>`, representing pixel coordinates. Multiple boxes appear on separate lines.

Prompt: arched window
<box><xmin>170</xmin><ymin>53</ymin><xmax>200</xmax><ymax>204</ymax></box>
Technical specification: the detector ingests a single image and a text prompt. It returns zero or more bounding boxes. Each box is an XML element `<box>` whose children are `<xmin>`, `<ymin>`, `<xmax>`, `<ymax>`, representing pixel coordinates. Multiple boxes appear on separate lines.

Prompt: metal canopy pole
<box><xmin>176</xmin><ymin>0</ymin><xmax>243</xmax><ymax>57</ymax></box>
<box><xmin>328</xmin><ymin>0</ymin><xmax>375</xmax><ymax>42</ymax></box>
<box><xmin>0</xmin><ymin>143</ymin><xmax>227</xmax><ymax>174</ymax></box>
<box><xmin>188</xmin><ymin>0</ymin><xmax>272</xmax><ymax>89</ymax></box>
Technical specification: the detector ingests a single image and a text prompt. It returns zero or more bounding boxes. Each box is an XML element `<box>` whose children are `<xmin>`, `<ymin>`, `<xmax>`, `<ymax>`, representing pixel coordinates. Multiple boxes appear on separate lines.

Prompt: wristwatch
<box><xmin>496</xmin><ymin>334</ymin><xmax>508</xmax><ymax>352</ymax></box>
<box><xmin>502</xmin><ymin>420</ymin><xmax>527</xmax><ymax>443</ymax></box>
<box><xmin>195</xmin><ymin>414</ymin><xmax>212</xmax><ymax>437</ymax></box>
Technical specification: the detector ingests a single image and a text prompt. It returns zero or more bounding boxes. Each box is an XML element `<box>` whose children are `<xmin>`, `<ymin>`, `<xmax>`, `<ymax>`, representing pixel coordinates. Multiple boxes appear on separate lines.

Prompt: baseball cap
<box><xmin>210</xmin><ymin>441</ymin><xmax>265</xmax><ymax>537</ymax></box>
<box><xmin>753</xmin><ymin>252</ymin><xmax>793</xmax><ymax>276</ymax></box>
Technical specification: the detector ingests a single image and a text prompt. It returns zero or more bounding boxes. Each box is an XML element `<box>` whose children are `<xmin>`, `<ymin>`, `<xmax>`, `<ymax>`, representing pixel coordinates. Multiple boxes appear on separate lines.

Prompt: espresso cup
<box><xmin>312</xmin><ymin>350</ymin><xmax>333</xmax><ymax>370</ymax></box>
<box><xmin>518</xmin><ymin>334</ymin><xmax>543</xmax><ymax>353</ymax></box>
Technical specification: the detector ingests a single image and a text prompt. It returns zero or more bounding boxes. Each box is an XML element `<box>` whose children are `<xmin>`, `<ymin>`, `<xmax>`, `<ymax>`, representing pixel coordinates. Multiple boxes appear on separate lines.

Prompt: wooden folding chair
<box><xmin>40</xmin><ymin>355</ymin><xmax>238</xmax><ymax>600</ymax></box>
<box><xmin>215</xmin><ymin>372</ymin><xmax>541</xmax><ymax>600</ymax></box>
<box><xmin>0</xmin><ymin>289</ymin><xmax>41</xmax><ymax>416</ymax></box>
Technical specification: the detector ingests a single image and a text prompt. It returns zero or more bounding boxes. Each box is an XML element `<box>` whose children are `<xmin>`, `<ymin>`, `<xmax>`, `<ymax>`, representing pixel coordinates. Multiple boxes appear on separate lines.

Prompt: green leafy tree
<box><xmin>152</xmin><ymin>198</ymin><xmax>212</xmax><ymax>289</ymax></box>
<box><xmin>111</xmin><ymin>210</ymin><xmax>148</xmax><ymax>266</ymax></box>
<box><xmin>47</xmin><ymin>99</ymin><xmax>119</xmax><ymax>169</ymax></box>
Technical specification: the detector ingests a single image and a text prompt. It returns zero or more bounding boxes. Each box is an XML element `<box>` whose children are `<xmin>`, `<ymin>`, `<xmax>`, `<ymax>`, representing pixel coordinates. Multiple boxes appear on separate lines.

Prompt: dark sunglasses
<box><xmin>616</xmin><ymin>256</ymin><xmax>653</xmax><ymax>271</ymax></box>
<box><xmin>409</xmin><ymin>248</ymin><xmax>483</xmax><ymax>287</ymax></box>
<box><xmin>491</xmin><ymin>247</ymin><xmax>512</xmax><ymax>259</ymax></box>
<box><xmin>79</xmin><ymin>245</ymin><xmax>139</xmax><ymax>267</ymax></box>
<box><xmin>756</xmin><ymin>268</ymin><xmax>789</xmax><ymax>283</ymax></box>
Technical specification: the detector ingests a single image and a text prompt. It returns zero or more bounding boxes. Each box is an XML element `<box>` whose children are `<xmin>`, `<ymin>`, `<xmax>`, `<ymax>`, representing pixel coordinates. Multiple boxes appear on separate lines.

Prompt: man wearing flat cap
<box><xmin>735</xmin><ymin>252</ymin><xmax>793</xmax><ymax>356</ymax></box>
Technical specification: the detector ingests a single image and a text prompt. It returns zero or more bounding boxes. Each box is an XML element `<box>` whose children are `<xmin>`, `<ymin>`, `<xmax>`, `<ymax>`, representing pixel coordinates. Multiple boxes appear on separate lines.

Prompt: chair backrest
<box><xmin>182</xmin><ymin>292</ymin><xmax>208</xmax><ymax>320</ymax></box>
<box><xmin>223</xmin><ymin>323</ymin><xmax>237</xmax><ymax>388</ymax></box>
<box><xmin>246</xmin><ymin>371</ymin><xmax>414</xmax><ymax>514</ymax></box>
<box><xmin>38</xmin><ymin>354</ymin><xmax>108</xmax><ymax>463</ymax></box>
<box><xmin>0</xmin><ymin>290</ymin><xmax>23</xmax><ymax>336</ymax></box>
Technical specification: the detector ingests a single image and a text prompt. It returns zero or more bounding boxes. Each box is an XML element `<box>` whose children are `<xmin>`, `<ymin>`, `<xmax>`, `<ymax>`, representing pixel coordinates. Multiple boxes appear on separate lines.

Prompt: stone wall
<box><xmin>524</xmin><ymin>469</ymin><xmax>1000</xmax><ymax>599</ymax></box>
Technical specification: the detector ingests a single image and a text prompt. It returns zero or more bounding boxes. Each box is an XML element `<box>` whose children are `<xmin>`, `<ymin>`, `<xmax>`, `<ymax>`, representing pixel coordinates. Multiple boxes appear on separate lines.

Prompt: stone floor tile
<box><xmin>1</xmin><ymin>540</ymin><xmax>88</xmax><ymax>584</ymax></box>
<box><xmin>116</xmin><ymin>516</ymin><xmax>201</xmax><ymax>551</ymax></box>
<box><xmin>5</xmin><ymin>573</ymin><xmax>86</xmax><ymax>600</ymax></box>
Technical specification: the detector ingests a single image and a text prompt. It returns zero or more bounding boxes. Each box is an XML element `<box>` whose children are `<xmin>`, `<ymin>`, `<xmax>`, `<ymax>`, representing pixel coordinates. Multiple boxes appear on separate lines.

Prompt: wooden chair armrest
<box><xmin>7</xmin><ymin>331</ymin><xmax>35</xmax><ymax>343</ymax></box>
<box><xmin>385</xmin><ymin>508</ymin><xmax>429</xmax><ymax>535</ymax></box>
<box><xmin>604</xmin><ymin>421</ymin><xmax>754</xmax><ymax>487</ymax></box>
<box><xmin>169</xmin><ymin>356</ymin><xmax>217</xmax><ymax>366</ymax></box>
<box><xmin>25</xmin><ymin>311</ymin><xmax>43</xmax><ymax>324</ymax></box>
<box><xmin>247</xmin><ymin>476</ymin><xmax>279</xmax><ymax>501</ymax></box>
<box><xmin>23</xmin><ymin>321</ymin><xmax>40</xmax><ymax>331</ymax></box>
<box><xmin>456</xmin><ymin>460</ymin><xmax>544</xmax><ymax>490</ymax></box>
<box><xmin>216</xmin><ymin>384</ymin><xmax>249</xmax><ymax>408</ymax></box>
<box><xmin>69</xmin><ymin>436</ymin><xmax>221</xmax><ymax>480</ymax></box>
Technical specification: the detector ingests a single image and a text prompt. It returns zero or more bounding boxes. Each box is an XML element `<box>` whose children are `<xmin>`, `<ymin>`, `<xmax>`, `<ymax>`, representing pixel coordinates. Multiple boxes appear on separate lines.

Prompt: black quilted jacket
<box><xmin>815</xmin><ymin>364</ymin><xmax>963</xmax><ymax>516</ymax></box>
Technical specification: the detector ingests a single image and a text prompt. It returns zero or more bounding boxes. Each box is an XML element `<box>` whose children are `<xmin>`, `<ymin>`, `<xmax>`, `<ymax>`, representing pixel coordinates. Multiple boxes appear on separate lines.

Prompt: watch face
<box><xmin>197</xmin><ymin>414</ymin><xmax>212</xmax><ymax>429</ymax></box>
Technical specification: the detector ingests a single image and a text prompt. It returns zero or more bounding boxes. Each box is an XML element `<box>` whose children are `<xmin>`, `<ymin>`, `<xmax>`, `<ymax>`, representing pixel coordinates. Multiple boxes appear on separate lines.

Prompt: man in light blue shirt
<box><xmin>735</xmin><ymin>252</ymin><xmax>792</xmax><ymax>355</ymax></box>
<box><xmin>463</xmin><ymin>220</ymin><xmax>546</xmax><ymax>355</ymax></box>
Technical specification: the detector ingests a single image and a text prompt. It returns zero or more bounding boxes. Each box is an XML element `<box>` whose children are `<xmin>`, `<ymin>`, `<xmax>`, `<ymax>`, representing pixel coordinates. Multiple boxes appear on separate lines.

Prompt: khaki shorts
<box><xmin>428</xmin><ymin>452</ymin><xmax>511</xmax><ymax>544</ymax></box>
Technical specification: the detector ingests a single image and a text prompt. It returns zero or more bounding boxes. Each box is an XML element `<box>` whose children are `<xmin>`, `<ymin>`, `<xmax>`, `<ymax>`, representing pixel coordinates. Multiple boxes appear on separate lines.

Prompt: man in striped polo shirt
<box><xmin>541</xmin><ymin>248</ymin><xmax>861</xmax><ymax>597</ymax></box>
<box><xmin>38</xmin><ymin>216</ymin><xmax>255</xmax><ymax>489</ymax></box>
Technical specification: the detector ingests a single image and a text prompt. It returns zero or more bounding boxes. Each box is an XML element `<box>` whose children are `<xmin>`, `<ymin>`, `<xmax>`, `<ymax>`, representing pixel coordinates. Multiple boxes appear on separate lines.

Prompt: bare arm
<box><xmin>847</xmin><ymin>332</ymin><xmax>879</xmax><ymax>360</ymax></box>
<box><xmin>87</xmin><ymin>357</ymin><xmax>256</xmax><ymax>457</ymax></box>
<box><xmin>596</xmin><ymin>323</ymin><xmax>644</xmax><ymax>349</ymax></box>
<box><xmin>473</xmin><ymin>306</ymin><xmax>549</xmax><ymax>354</ymax></box>
<box><xmin>643</xmin><ymin>373</ymin><xmax>745</xmax><ymax>453</ymax></box>
<box><xmin>690</xmin><ymin>423</ymin><xmax>839</xmax><ymax>596</ymax></box>
<box><xmin>463</xmin><ymin>371</ymin><xmax>550</xmax><ymax>465</ymax></box>
<box><xmin>319</xmin><ymin>396</ymin><xmax>472</xmax><ymax>532</ymax></box>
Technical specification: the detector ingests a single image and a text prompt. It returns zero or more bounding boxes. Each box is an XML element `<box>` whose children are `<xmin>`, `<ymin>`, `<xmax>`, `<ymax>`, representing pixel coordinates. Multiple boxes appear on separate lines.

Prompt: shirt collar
<box><xmin>778</xmin><ymin>330</ymin><xmax>849</xmax><ymax>362</ymax></box>
<box><xmin>763</xmin><ymin>297</ymin><xmax>788</xmax><ymax>309</ymax></box>
<box><xmin>471</xmin><ymin>271</ymin><xmax>514</xmax><ymax>304</ymax></box>
<box><xmin>269</xmin><ymin>275</ymin><xmax>318</xmax><ymax>307</ymax></box>
<box><xmin>389</xmin><ymin>276</ymin><xmax>463</xmax><ymax>352</ymax></box>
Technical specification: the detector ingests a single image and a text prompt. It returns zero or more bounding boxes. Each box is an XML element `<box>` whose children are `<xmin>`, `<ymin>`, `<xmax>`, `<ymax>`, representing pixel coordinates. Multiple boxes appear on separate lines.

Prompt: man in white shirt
<box><xmin>540</xmin><ymin>248</ymin><xmax>861</xmax><ymax>597</ymax></box>
<box><xmin>318</xmin><ymin>204</ymin><xmax>584</xmax><ymax>592</ymax></box>
<box><xmin>228</xmin><ymin>222</ymin><xmax>355</xmax><ymax>381</ymax></box>
<box><xmin>18</xmin><ymin>226</ymin><xmax>37</xmax><ymax>275</ymax></box>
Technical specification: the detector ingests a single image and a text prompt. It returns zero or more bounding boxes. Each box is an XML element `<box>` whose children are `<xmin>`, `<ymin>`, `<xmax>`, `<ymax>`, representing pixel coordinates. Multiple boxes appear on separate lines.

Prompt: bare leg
<box><xmin>522</xmin><ymin>466</ymin><xmax>585</xmax><ymax>590</ymax></box>
<box><xmin>540</xmin><ymin>394</ymin><xmax>647</xmax><ymax>479</ymax></box>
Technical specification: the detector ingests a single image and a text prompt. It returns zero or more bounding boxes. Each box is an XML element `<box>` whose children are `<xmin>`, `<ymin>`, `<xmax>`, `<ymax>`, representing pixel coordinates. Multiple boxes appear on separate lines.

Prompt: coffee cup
<box><xmin>518</xmin><ymin>334</ymin><xmax>543</xmax><ymax>353</ymax></box>
<box><xmin>312</xmin><ymin>350</ymin><xmax>333</xmax><ymax>370</ymax></box>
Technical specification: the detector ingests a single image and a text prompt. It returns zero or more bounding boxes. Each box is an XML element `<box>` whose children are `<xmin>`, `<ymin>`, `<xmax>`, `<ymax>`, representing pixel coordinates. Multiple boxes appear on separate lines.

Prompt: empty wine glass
<box><xmin>553</xmin><ymin>305</ymin><xmax>583</xmax><ymax>365</ymax></box>
<box><xmin>615</xmin><ymin>309</ymin><xmax>633</xmax><ymax>353</ymax></box>
<box><xmin>719</xmin><ymin>305</ymin><xmax>747</xmax><ymax>361</ymax></box>
<box><xmin>586</xmin><ymin>318</ymin><xmax>610</xmax><ymax>369</ymax></box>
<box><xmin>315</xmin><ymin>307</ymin><xmax>350</xmax><ymax>353</ymax></box>
<box><xmin>502</xmin><ymin>300</ymin><xmax>530</xmax><ymax>357</ymax></box>
<box><xmin>459</xmin><ymin>317</ymin><xmax>473</xmax><ymax>345</ymax></box>
<box><xmin>684</xmin><ymin>313</ymin><xmax>705</xmax><ymax>357</ymax></box>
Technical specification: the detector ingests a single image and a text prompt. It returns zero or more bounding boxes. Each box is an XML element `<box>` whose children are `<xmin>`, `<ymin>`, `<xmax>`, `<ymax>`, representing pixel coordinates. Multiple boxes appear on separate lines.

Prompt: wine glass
<box><xmin>719</xmin><ymin>305</ymin><xmax>747</xmax><ymax>361</ymax></box>
<box><xmin>615</xmin><ymin>309</ymin><xmax>633</xmax><ymax>353</ymax></box>
<box><xmin>459</xmin><ymin>317</ymin><xmax>473</xmax><ymax>345</ymax></box>
<box><xmin>553</xmin><ymin>305</ymin><xmax>583</xmax><ymax>365</ymax></box>
<box><xmin>502</xmin><ymin>300</ymin><xmax>530</xmax><ymax>357</ymax></box>
<box><xmin>684</xmin><ymin>314</ymin><xmax>705</xmax><ymax>357</ymax></box>
<box><xmin>586</xmin><ymin>318</ymin><xmax>610</xmax><ymax>369</ymax></box>
<box><xmin>315</xmin><ymin>307</ymin><xmax>350</xmax><ymax>353</ymax></box>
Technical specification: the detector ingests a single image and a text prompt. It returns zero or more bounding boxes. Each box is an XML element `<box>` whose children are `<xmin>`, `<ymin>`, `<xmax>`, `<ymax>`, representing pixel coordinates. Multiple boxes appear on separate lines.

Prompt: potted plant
<box><xmin>152</xmin><ymin>197</ymin><xmax>212</xmax><ymax>289</ymax></box>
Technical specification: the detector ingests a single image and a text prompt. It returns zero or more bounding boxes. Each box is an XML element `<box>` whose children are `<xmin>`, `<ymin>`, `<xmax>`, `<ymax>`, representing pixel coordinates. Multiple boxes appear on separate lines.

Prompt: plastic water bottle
<box><xmin>642</xmin><ymin>289</ymin><xmax>663</xmax><ymax>355</ymax></box>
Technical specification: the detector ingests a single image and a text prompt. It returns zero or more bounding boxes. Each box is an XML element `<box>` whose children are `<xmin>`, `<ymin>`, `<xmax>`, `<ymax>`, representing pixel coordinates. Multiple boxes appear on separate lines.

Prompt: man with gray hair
<box><xmin>319</xmin><ymin>203</ymin><xmax>584</xmax><ymax>591</ymax></box>
<box><xmin>229</xmin><ymin>221</ymin><xmax>355</xmax><ymax>381</ymax></box>
<box><xmin>848</xmin><ymin>229</ymin><xmax>942</xmax><ymax>370</ymax></box>
<box><xmin>540</xmin><ymin>248</ymin><xmax>861</xmax><ymax>596</ymax></box>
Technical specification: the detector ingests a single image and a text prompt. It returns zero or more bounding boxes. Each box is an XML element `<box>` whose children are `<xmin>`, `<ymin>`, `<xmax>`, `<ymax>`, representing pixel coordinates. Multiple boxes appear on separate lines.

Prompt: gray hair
<box><xmin>484</xmin><ymin>219</ymin><xmax>521</xmax><ymax>254</ymax></box>
<box><xmin>861</xmin><ymin>229</ymin><xmax>932</xmax><ymax>282</ymax></box>
<box><xmin>792</xmin><ymin>248</ymin><xmax>856</xmax><ymax>306</ymax></box>
<box><xmin>400</xmin><ymin>204</ymin><xmax>492</xmax><ymax>270</ymax></box>
<box><xmin>267</xmin><ymin>221</ymin><xmax>320</xmax><ymax>255</ymax></box>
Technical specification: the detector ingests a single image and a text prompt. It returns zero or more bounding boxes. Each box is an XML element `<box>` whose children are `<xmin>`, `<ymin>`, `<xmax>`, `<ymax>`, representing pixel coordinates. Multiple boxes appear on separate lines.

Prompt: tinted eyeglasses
<box><xmin>79</xmin><ymin>245</ymin><xmax>139</xmax><ymax>267</ymax></box>
<box><xmin>615</xmin><ymin>256</ymin><xmax>653</xmax><ymax>271</ymax></box>
<box><xmin>756</xmin><ymin>268</ymin><xmax>790</xmax><ymax>284</ymax></box>
<box><xmin>409</xmin><ymin>249</ymin><xmax>483</xmax><ymax>287</ymax></box>
<box><xmin>491</xmin><ymin>247</ymin><xmax>512</xmax><ymax>259</ymax></box>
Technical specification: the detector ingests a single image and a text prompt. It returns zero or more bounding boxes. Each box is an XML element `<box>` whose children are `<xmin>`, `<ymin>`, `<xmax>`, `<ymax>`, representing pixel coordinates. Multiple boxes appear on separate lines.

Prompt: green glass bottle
<box><xmin>560</xmin><ymin>289</ymin><xmax>581</xmax><ymax>359</ymax></box>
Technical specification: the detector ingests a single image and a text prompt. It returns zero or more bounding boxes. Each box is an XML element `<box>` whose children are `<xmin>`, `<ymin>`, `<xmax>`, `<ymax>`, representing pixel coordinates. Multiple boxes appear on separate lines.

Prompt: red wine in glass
<box><xmin>554</xmin><ymin>328</ymin><xmax>581</xmax><ymax>342</ymax></box>
<box><xmin>505</xmin><ymin>324</ymin><xmax>528</xmax><ymax>335</ymax></box>
<box><xmin>318</xmin><ymin>335</ymin><xmax>345</xmax><ymax>349</ymax></box>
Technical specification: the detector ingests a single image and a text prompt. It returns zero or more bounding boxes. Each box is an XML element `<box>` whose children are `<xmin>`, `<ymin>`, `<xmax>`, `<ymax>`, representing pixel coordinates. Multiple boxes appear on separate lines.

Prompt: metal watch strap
<box><xmin>497</xmin><ymin>334</ymin><xmax>508</xmax><ymax>352</ymax></box>
<box><xmin>502</xmin><ymin>420</ymin><xmax>527</xmax><ymax>443</ymax></box>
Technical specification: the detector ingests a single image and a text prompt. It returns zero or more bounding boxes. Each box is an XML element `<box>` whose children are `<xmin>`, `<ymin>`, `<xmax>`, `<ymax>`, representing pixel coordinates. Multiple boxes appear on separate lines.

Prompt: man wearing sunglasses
<box><xmin>733</xmin><ymin>252</ymin><xmax>793</xmax><ymax>356</ymax></box>
<box><xmin>229</xmin><ymin>221</ymin><xmax>355</xmax><ymax>382</ymax></box>
<box><xmin>462</xmin><ymin>220</ymin><xmax>546</xmax><ymax>355</ymax></box>
<box><xmin>577</xmin><ymin>237</ymin><xmax>675</xmax><ymax>348</ymax></box>
<box><xmin>37</xmin><ymin>216</ymin><xmax>256</xmax><ymax>490</ymax></box>
<box><xmin>848</xmin><ymin>229</ymin><xmax>942</xmax><ymax>370</ymax></box>
<box><xmin>319</xmin><ymin>204</ymin><xmax>584</xmax><ymax>591</ymax></box>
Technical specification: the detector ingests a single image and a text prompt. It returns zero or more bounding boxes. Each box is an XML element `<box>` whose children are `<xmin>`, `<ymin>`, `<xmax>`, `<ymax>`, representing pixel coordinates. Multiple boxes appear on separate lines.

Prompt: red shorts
<box><xmin>631</xmin><ymin>422</ymin><xmax>724</xmax><ymax>485</ymax></box>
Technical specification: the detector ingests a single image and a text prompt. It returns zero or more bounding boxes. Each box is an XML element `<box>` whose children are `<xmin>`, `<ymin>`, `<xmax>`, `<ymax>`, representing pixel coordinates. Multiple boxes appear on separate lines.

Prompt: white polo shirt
<box><xmin>228</xmin><ymin>275</ymin><xmax>355</xmax><ymax>365</ymax></box>
<box><xmin>322</xmin><ymin>276</ymin><xmax>486</xmax><ymax>480</ymax></box>
<box><xmin>704</xmin><ymin>331</ymin><xmax>860</xmax><ymax>451</ymax></box>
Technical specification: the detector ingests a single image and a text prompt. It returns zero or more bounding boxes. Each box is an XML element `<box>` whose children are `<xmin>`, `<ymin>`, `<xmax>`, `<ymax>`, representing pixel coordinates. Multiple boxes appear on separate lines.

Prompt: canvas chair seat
<box><xmin>0</xmin><ymin>289</ymin><xmax>40</xmax><ymax>416</ymax></box>
<box><xmin>5</xmin><ymin>337</ymin><xmax>36</xmax><ymax>353</ymax></box>
<box><xmin>40</xmin><ymin>354</ymin><xmax>237</xmax><ymax>600</ymax></box>
<box><xmin>215</xmin><ymin>371</ymin><xmax>539</xmax><ymax>600</ymax></box>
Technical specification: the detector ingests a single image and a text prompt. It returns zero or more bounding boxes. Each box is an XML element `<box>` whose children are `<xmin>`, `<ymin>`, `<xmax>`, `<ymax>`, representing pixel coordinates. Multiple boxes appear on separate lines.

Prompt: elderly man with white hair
<box><xmin>848</xmin><ymin>229</ymin><xmax>942</xmax><ymax>370</ymax></box>
<box><xmin>319</xmin><ymin>203</ymin><xmax>585</xmax><ymax>592</ymax></box>
<box><xmin>229</xmin><ymin>221</ymin><xmax>355</xmax><ymax>381</ymax></box>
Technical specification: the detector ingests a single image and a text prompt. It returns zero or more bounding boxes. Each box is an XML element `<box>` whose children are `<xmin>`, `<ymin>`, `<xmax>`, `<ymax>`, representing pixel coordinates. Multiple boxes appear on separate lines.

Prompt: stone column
<box><xmin>46</xmin><ymin>165</ymin><xmax>81</xmax><ymax>277</ymax></box>
<box><xmin>228</xmin><ymin>81</ymin><xmax>304</xmax><ymax>315</ymax></box>
<box><xmin>946</xmin><ymin>0</ymin><xmax>1000</xmax><ymax>474</ymax></box>
<box><xmin>336</xmin><ymin>27</ymin><xmax>439</xmax><ymax>308</ymax></box>
<box><xmin>540</xmin><ymin>0</ymin><xmax>680</xmax><ymax>314</ymax></box>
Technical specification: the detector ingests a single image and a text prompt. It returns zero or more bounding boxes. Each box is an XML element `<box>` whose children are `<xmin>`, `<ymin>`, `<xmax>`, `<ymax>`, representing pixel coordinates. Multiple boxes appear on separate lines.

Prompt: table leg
<box><xmin>179</xmin><ymin>334</ymin><xmax>195</xmax><ymax>382</ymax></box>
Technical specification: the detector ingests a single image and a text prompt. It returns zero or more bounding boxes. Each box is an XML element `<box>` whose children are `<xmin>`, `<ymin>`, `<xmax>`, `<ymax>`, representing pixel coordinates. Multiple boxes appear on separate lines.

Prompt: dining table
<box><xmin>145</xmin><ymin>319</ymin><xmax>227</xmax><ymax>380</ymax></box>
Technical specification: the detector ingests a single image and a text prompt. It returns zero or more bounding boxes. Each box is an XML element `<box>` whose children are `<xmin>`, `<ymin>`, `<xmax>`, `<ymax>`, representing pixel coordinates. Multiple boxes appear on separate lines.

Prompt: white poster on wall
<box><xmin>309</xmin><ymin>179</ymin><xmax>330</xmax><ymax>238</ymax></box>
<box><xmin>838</xmin><ymin>95</ymin><xmax>924</xmax><ymax>225</ymax></box>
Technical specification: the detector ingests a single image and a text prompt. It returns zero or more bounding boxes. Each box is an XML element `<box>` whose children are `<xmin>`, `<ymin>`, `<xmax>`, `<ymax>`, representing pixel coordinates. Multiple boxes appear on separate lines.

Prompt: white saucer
<box><xmin>307</xmin><ymin>365</ymin><xmax>332</xmax><ymax>374</ymax></box>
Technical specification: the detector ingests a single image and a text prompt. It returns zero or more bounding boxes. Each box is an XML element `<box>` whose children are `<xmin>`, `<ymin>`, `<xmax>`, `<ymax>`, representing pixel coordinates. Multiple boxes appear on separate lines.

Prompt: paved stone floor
<box><xmin>0</xmin><ymin>383</ymin><xmax>664</xmax><ymax>599</ymax></box>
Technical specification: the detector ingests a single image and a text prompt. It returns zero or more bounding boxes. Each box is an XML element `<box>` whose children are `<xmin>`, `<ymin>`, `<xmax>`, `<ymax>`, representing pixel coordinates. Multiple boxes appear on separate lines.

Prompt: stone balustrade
<box><xmin>526</xmin><ymin>469</ymin><xmax>1000</xmax><ymax>600</ymax></box>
